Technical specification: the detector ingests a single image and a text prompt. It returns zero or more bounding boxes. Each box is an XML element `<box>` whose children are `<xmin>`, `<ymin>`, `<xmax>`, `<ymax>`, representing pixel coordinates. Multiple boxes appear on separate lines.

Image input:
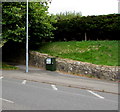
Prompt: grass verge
<box><xmin>0</xmin><ymin>62</ymin><xmax>18</xmax><ymax>70</ymax></box>
<box><xmin>36</xmin><ymin>41</ymin><xmax>119</xmax><ymax>66</ymax></box>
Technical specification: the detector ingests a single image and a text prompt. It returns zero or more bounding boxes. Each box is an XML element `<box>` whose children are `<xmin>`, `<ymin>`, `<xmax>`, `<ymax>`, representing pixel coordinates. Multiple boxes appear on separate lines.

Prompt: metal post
<box><xmin>26</xmin><ymin>0</ymin><xmax>29</xmax><ymax>73</ymax></box>
<box><xmin>118</xmin><ymin>0</ymin><xmax>120</xmax><ymax>13</ymax></box>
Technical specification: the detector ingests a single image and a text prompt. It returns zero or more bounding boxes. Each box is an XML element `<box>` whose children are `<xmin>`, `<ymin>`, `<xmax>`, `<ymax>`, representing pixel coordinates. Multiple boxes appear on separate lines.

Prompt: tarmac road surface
<box><xmin>1</xmin><ymin>77</ymin><xmax>118</xmax><ymax>110</ymax></box>
<box><xmin>0</xmin><ymin>65</ymin><xmax>119</xmax><ymax>110</ymax></box>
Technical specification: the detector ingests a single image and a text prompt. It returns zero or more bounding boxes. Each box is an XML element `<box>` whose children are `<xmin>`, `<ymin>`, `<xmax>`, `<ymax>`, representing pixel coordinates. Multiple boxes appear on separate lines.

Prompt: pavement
<box><xmin>1</xmin><ymin>65</ymin><xmax>119</xmax><ymax>95</ymax></box>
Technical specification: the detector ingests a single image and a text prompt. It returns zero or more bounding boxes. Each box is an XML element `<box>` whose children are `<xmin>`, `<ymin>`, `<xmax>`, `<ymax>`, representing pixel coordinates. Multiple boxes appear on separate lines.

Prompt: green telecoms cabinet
<box><xmin>45</xmin><ymin>58</ymin><xmax>56</xmax><ymax>71</ymax></box>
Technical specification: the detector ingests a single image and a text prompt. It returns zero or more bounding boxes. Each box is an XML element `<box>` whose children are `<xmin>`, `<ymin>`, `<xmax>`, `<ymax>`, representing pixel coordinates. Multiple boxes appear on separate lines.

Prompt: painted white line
<box><xmin>87</xmin><ymin>90</ymin><xmax>104</xmax><ymax>99</ymax></box>
<box><xmin>22</xmin><ymin>80</ymin><xmax>27</xmax><ymax>85</ymax></box>
<box><xmin>51</xmin><ymin>85</ymin><xmax>58</xmax><ymax>91</ymax></box>
<box><xmin>0</xmin><ymin>76</ymin><xmax>3</xmax><ymax>79</ymax></box>
<box><xmin>0</xmin><ymin>98</ymin><xmax>14</xmax><ymax>103</ymax></box>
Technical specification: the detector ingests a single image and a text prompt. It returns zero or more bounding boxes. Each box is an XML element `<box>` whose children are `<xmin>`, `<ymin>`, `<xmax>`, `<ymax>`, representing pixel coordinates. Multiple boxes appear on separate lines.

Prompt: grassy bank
<box><xmin>37</xmin><ymin>41</ymin><xmax>119</xmax><ymax>66</ymax></box>
<box><xmin>0</xmin><ymin>62</ymin><xmax>18</xmax><ymax>70</ymax></box>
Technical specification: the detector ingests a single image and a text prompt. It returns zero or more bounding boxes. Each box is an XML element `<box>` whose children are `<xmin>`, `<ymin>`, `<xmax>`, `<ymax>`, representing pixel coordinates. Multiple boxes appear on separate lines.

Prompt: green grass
<box><xmin>36</xmin><ymin>41</ymin><xmax>119</xmax><ymax>66</ymax></box>
<box><xmin>0</xmin><ymin>62</ymin><xmax>18</xmax><ymax>70</ymax></box>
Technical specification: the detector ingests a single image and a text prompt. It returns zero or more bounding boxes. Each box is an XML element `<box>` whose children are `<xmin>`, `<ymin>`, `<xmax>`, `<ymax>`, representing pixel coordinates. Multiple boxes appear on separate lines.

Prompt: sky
<box><xmin>48</xmin><ymin>0</ymin><xmax>118</xmax><ymax>16</ymax></box>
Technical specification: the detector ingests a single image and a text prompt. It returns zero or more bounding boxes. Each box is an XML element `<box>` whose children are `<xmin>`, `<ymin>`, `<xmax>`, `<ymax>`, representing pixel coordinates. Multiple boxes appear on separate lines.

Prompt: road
<box><xmin>1</xmin><ymin>77</ymin><xmax>118</xmax><ymax>110</ymax></box>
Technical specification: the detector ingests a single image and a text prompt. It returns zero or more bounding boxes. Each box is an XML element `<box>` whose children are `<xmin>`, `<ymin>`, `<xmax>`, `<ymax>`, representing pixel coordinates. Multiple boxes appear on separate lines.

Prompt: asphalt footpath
<box><xmin>1</xmin><ymin>65</ymin><xmax>119</xmax><ymax>94</ymax></box>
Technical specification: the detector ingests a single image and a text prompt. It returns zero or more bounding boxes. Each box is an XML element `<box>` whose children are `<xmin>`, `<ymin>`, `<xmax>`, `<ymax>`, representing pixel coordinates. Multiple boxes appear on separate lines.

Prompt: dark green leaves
<box><xmin>2</xmin><ymin>2</ymin><xmax>56</xmax><ymax>45</ymax></box>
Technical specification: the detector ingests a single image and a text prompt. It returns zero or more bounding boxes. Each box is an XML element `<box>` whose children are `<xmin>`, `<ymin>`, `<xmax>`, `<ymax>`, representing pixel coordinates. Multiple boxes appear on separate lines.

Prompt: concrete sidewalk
<box><xmin>1</xmin><ymin>65</ymin><xmax>119</xmax><ymax>94</ymax></box>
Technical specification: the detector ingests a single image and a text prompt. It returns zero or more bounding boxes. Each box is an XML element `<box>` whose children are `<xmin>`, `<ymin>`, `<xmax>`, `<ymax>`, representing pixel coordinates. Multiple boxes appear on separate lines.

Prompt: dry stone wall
<box><xmin>29</xmin><ymin>51</ymin><xmax>119</xmax><ymax>81</ymax></box>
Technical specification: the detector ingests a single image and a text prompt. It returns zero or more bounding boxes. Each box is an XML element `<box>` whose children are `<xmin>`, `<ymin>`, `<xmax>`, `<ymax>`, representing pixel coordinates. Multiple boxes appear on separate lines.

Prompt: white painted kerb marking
<box><xmin>0</xmin><ymin>76</ymin><xmax>3</xmax><ymax>79</ymax></box>
<box><xmin>87</xmin><ymin>90</ymin><xmax>104</xmax><ymax>99</ymax></box>
<box><xmin>51</xmin><ymin>85</ymin><xmax>58</xmax><ymax>91</ymax></box>
<box><xmin>0</xmin><ymin>98</ymin><xmax>14</xmax><ymax>103</ymax></box>
<box><xmin>22</xmin><ymin>80</ymin><xmax>27</xmax><ymax>85</ymax></box>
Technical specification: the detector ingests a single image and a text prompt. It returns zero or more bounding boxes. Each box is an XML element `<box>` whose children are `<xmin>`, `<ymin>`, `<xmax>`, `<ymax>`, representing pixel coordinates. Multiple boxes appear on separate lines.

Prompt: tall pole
<box><xmin>118</xmin><ymin>0</ymin><xmax>120</xmax><ymax>13</ymax></box>
<box><xmin>26</xmin><ymin>0</ymin><xmax>29</xmax><ymax>73</ymax></box>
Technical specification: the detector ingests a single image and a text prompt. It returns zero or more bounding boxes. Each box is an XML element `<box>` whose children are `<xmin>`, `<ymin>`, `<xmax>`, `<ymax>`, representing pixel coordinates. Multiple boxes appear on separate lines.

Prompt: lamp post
<box><xmin>25</xmin><ymin>0</ymin><xmax>53</xmax><ymax>73</ymax></box>
<box><xmin>26</xmin><ymin>0</ymin><xmax>29</xmax><ymax>73</ymax></box>
<box><xmin>118</xmin><ymin>0</ymin><xmax>120</xmax><ymax>13</ymax></box>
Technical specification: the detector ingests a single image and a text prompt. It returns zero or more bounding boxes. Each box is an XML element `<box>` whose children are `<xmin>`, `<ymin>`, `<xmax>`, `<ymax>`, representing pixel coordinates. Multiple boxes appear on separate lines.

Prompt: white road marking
<box><xmin>0</xmin><ymin>98</ymin><xmax>14</xmax><ymax>103</ymax></box>
<box><xmin>51</xmin><ymin>85</ymin><xmax>58</xmax><ymax>91</ymax></box>
<box><xmin>0</xmin><ymin>76</ymin><xmax>3</xmax><ymax>79</ymax></box>
<box><xmin>22</xmin><ymin>80</ymin><xmax>27</xmax><ymax>85</ymax></box>
<box><xmin>87</xmin><ymin>90</ymin><xmax>104</xmax><ymax>99</ymax></box>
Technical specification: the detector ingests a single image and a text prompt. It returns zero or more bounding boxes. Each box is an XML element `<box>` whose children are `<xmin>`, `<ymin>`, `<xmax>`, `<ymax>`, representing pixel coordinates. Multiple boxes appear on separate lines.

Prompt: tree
<box><xmin>28</xmin><ymin>2</ymin><xmax>56</xmax><ymax>46</ymax></box>
<box><xmin>2</xmin><ymin>2</ymin><xmax>26</xmax><ymax>42</ymax></box>
<box><xmin>53</xmin><ymin>11</ymin><xmax>82</xmax><ymax>41</ymax></box>
<box><xmin>2</xmin><ymin>2</ymin><xmax>56</xmax><ymax>46</ymax></box>
<box><xmin>53</xmin><ymin>14</ymin><xmax>120</xmax><ymax>41</ymax></box>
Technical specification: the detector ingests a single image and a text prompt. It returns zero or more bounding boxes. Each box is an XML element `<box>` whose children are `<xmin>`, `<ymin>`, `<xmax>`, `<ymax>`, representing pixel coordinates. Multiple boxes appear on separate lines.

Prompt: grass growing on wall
<box><xmin>37</xmin><ymin>41</ymin><xmax>119</xmax><ymax>66</ymax></box>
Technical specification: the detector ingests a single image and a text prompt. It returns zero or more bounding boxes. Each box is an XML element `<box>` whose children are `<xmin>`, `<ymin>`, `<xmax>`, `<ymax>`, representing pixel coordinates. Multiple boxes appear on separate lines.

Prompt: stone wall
<box><xmin>29</xmin><ymin>51</ymin><xmax>119</xmax><ymax>81</ymax></box>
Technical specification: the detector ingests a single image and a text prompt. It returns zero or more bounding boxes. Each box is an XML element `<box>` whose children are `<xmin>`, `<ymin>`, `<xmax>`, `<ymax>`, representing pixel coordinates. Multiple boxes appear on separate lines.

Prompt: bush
<box><xmin>53</xmin><ymin>13</ymin><xmax>120</xmax><ymax>41</ymax></box>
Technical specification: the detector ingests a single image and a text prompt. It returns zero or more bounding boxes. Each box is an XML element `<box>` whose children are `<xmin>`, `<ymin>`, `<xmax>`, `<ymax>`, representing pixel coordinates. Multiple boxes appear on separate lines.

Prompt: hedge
<box><xmin>53</xmin><ymin>14</ymin><xmax>120</xmax><ymax>41</ymax></box>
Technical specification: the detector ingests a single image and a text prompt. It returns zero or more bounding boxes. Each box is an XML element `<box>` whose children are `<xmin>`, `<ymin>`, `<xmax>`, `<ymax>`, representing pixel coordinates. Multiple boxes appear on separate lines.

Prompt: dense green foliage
<box><xmin>2</xmin><ymin>2</ymin><xmax>120</xmax><ymax>44</ymax></box>
<box><xmin>37</xmin><ymin>41</ymin><xmax>119</xmax><ymax>66</ymax></box>
<box><xmin>2</xmin><ymin>2</ymin><xmax>56</xmax><ymax>46</ymax></box>
<box><xmin>55</xmin><ymin>12</ymin><xmax>82</xmax><ymax>20</ymax></box>
<box><xmin>28</xmin><ymin>2</ymin><xmax>56</xmax><ymax>46</ymax></box>
<box><xmin>2</xmin><ymin>2</ymin><xmax>26</xmax><ymax>42</ymax></box>
<box><xmin>53</xmin><ymin>13</ymin><xmax>120</xmax><ymax>41</ymax></box>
